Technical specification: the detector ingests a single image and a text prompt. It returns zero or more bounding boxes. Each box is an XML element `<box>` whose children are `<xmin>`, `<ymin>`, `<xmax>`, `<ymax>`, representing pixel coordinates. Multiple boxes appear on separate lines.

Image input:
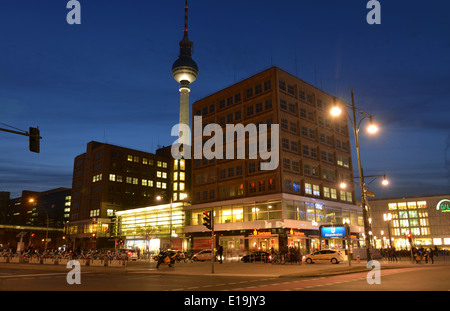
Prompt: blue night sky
<box><xmin>0</xmin><ymin>0</ymin><xmax>449</xmax><ymax>199</ymax></box>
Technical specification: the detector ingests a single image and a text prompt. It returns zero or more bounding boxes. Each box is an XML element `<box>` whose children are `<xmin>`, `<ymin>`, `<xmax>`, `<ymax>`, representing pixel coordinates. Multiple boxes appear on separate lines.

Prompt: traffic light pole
<box><xmin>0</xmin><ymin>126</ymin><xmax>41</xmax><ymax>153</ymax></box>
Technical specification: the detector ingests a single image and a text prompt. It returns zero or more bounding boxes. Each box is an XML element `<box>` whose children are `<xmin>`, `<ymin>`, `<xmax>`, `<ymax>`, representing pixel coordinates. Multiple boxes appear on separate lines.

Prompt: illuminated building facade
<box><xmin>186</xmin><ymin>67</ymin><xmax>364</xmax><ymax>256</ymax></box>
<box><xmin>67</xmin><ymin>141</ymin><xmax>175</xmax><ymax>249</ymax></box>
<box><xmin>370</xmin><ymin>194</ymin><xmax>450</xmax><ymax>250</ymax></box>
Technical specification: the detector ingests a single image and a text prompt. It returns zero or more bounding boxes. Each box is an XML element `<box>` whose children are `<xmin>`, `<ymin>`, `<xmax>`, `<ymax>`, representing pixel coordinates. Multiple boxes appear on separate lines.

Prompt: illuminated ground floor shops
<box><xmin>65</xmin><ymin>218</ymin><xmax>113</xmax><ymax>250</ymax></box>
<box><xmin>114</xmin><ymin>201</ymin><xmax>189</xmax><ymax>255</ymax></box>
<box><xmin>370</xmin><ymin>194</ymin><xmax>450</xmax><ymax>251</ymax></box>
<box><xmin>184</xmin><ymin>193</ymin><xmax>364</xmax><ymax>257</ymax></box>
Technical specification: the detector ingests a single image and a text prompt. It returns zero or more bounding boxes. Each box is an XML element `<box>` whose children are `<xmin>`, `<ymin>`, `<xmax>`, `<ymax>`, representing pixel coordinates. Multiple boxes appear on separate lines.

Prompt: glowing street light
<box><xmin>330</xmin><ymin>89</ymin><xmax>382</xmax><ymax>262</ymax></box>
<box><xmin>367</xmin><ymin>117</ymin><xmax>379</xmax><ymax>134</ymax></box>
<box><xmin>330</xmin><ymin>106</ymin><xmax>342</xmax><ymax>117</ymax></box>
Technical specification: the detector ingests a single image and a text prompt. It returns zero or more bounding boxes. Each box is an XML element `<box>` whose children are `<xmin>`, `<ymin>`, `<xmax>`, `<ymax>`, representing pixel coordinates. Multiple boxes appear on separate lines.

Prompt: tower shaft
<box><xmin>179</xmin><ymin>82</ymin><xmax>190</xmax><ymax>148</ymax></box>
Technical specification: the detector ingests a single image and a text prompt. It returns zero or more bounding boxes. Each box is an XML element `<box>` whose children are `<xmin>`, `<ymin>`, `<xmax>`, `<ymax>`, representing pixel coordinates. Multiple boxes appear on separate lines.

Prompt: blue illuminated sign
<box><xmin>320</xmin><ymin>226</ymin><xmax>347</xmax><ymax>238</ymax></box>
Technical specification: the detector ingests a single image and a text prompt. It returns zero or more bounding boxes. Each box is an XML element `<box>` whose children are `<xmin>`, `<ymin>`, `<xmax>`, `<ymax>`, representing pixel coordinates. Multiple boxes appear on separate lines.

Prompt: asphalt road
<box><xmin>1</xmin><ymin>261</ymin><xmax>449</xmax><ymax>291</ymax></box>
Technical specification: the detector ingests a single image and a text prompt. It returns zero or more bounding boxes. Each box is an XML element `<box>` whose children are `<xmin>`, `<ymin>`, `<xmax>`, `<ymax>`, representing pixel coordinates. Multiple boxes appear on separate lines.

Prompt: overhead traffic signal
<box><xmin>29</xmin><ymin>127</ymin><xmax>40</xmax><ymax>153</ymax></box>
<box><xmin>202</xmin><ymin>211</ymin><xmax>212</xmax><ymax>230</ymax></box>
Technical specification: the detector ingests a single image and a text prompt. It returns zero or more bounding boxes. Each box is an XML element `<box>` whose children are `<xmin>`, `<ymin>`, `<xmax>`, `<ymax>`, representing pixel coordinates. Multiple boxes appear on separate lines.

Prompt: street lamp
<box><xmin>331</xmin><ymin>89</ymin><xmax>380</xmax><ymax>262</ymax></box>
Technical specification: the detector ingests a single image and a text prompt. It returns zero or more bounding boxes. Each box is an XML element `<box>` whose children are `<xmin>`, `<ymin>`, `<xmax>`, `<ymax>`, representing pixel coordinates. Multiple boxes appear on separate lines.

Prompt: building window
<box><xmin>313</xmin><ymin>185</ymin><xmax>320</xmax><ymax>196</ymax></box>
<box><xmin>305</xmin><ymin>183</ymin><xmax>312</xmax><ymax>195</ymax></box>
<box><xmin>255</xmin><ymin>84</ymin><xmax>262</xmax><ymax>94</ymax></box>
<box><xmin>236</xmin><ymin>165</ymin><xmax>242</xmax><ymax>176</ymax></box>
<box><xmin>90</xmin><ymin>209</ymin><xmax>100</xmax><ymax>217</ymax></box>
<box><xmin>324</xmin><ymin>187</ymin><xmax>330</xmax><ymax>198</ymax></box>
<box><xmin>256</xmin><ymin>102</ymin><xmax>263</xmax><ymax>113</ymax></box>
<box><xmin>330</xmin><ymin>188</ymin><xmax>337</xmax><ymax>199</ymax></box>
<box><xmin>92</xmin><ymin>174</ymin><xmax>102</xmax><ymax>183</ymax></box>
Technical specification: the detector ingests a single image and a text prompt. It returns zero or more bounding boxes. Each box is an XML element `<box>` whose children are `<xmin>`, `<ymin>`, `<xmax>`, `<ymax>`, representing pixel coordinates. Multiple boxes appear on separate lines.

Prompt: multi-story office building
<box><xmin>7</xmin><ymin>188</ymin><xmax>71</xmax><ymax>228</ymax></box>
<box><xmin>0</xmin><ymin>191</ymin><xmax>10</xmax><ymax>224</ymax></box>
<box><xmin>1</xmin><ymin>188</ymin><xmax>70</xmax><ymax>250</ymax></box>
<box><xmin>185</xmin><ymin>67</ymin><xmax>363</xmax><ymax>256</ymax></box>
<box><xmin>67</xmin><ymin>141</ymin><xmax>184</xmax><ymax>249</ymax></box>
<box><xmin>369</xmin><ymin>194</ymin><xmax>450</xmax><ymax>250</ymax></box>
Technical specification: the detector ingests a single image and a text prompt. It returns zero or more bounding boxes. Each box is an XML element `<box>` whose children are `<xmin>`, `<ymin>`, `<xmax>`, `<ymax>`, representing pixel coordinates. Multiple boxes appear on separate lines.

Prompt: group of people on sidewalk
<box><xmin>413</xmin><ymin>247</ymin><xmax>434</xmax><ymax>264</ymax></box>
<box><xmin>381</xmin><ymin>247</ymin><xmax>435</xmax><ymax>264</ymax></box>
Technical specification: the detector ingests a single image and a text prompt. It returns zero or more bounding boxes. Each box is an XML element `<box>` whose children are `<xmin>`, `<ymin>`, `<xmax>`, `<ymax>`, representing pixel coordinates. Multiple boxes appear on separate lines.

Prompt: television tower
<box><xmin>172</xmin><ymin>0</ymin><xmax>198</xmax><ymax>153</ymax></box>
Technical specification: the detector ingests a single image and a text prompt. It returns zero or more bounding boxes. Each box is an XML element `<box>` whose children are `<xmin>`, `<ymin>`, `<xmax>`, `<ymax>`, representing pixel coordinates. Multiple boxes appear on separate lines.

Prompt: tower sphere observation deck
<box><xmin>172</xmin><ymin>1</ymin><xmax>198</xmax><ymax>89</ymax></box>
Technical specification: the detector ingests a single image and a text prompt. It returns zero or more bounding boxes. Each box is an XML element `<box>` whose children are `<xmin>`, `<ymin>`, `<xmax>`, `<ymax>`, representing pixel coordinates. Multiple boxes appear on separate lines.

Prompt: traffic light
<box><xmin>202</xmin><ymin>211</ymin><xmax>212</xmax><ymax>230</ymax></box>
<box><xmin>406</xmin><ymin>233</ymin><xmax>412</xmax><ymax>244</ymax></box>
<box><xmin>29</xmin><ymin>127</ymin><xmax>40</xmax><ymax>153</ymax></box>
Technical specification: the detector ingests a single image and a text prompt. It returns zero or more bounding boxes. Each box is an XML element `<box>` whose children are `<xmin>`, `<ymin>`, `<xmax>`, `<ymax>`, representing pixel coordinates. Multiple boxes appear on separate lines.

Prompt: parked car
<box><xmin>302</xmin><ymin>249</ymin><xmax>344</xmax><ymax>264</ymax></box>
<box><xmin>241</xmin><ymin>251</ymin><xmax>272</xmax><ymax>263</ymax></box>
<box><xmin>192</xmin><ymin>249</ymin><xmax>213</xmax><ymax>261</ymax></box>
<box><xmin>119</xmin><ymin>249</ymin><xmax>138</xmax><ymax>261</ymax></box>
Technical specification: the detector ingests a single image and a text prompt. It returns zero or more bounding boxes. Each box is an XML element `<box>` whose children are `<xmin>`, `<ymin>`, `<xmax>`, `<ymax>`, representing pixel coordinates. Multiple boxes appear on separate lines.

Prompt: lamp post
<box><xmin>156</xmin><ymin>195</ymin><xmax>173</xmax><ymax>249</ymax></box>
<box><xmin>383</xmin><ymin>213</ymin><xmax>393</xmax><ymax>248</ymax></box>
<box><xmin>29</xmin><ymin>198</ymin><xmax>49</xmax><ymax>250</ymax></box>
<box><xmin>331</xmin><ymin>89</ymin><xmax>379</xmax><ymax>262</ymax></box>
<box><xmin>156</xmin><ymin>193</ymin><xmax>188</xmax><ymax>249</ymax></box>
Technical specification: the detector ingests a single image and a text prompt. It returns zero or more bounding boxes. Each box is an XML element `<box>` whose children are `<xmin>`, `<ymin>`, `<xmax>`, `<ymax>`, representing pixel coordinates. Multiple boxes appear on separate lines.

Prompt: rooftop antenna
<box><xmin>184</xmin><ymin>0</ymin><xmax>189</xmax><ymax>39</ymax></box>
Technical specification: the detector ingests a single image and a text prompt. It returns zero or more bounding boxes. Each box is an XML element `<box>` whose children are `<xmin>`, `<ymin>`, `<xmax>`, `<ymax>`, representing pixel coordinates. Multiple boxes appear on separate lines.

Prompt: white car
<box><xmin>119</xmin><ymin>249</ymin><xmax>138</xmax><ymax>261</ymax></box>
<box><xmin>192</xmin><ymin>249</ymin><xmax>213</xmax><ymax>261</ymax></box>
<box><xmin>303</xmin><ymin>249</ymin><xmax>344</xmax><ymax>264</ymax></box>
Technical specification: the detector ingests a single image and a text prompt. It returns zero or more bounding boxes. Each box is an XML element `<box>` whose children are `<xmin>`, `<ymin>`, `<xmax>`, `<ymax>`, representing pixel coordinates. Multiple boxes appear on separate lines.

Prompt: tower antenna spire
<box><xmin>184</xmin><ymin>0</ymin><xmax>189</xmax><ymax>38</ymax></box>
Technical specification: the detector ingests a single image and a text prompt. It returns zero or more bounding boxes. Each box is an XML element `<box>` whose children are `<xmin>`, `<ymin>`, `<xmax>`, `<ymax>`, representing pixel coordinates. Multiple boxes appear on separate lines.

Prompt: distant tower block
<box><xmin>172</xmin><ymin>0</ymin><xmax>198</xmax><ymax>152</ymax></box>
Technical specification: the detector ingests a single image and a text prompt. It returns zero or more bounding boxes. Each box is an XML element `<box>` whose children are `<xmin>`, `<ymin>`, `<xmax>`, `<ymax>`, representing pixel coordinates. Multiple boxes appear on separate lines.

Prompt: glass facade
<box><xmin>185</xmin><ymin>198</ymin><xmax>362</xmax><ymax>227</ymax></box>
<box><xmin>115</xmin><ymin>202</ymin><xmax>185</xmax><ymax>251</ymax></box>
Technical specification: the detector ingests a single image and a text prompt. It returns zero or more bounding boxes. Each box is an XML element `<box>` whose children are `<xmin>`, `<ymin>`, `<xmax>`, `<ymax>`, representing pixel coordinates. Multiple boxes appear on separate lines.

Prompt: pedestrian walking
<box><xmin>386</xmin><ymin>248</ymin><xmax>392</xmax><ymax>262</ymax></box>
<box><xmin>391</xmin><ymin>247</ymin><xmax>398</xmax><ymax>262</ymax></box>
<box><xmin>414</xmin><ymin>249</ymin><xmax>421</xmax><ymax>264</ymax></box>
<box><xmin>428</xmin><ymin>248</ymin><xmax>434</xmax><ymax>264</ymax></box>
<box><xmin>217</xmin><ymin>245</ymin><xmax>223</xmax><ymax>264</ymax></box>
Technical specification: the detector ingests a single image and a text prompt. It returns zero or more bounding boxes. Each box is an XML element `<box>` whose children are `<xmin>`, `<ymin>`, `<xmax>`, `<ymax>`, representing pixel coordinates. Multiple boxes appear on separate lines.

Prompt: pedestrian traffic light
<box><xmin>203</xmin><ymin>211</ymin><xmax>212</xmax><ymax>230</ymax></box>
<box><xmin>29</xmin><ymin>126</ymin><xmax>40</xmax><ymax>153</ymax></box>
